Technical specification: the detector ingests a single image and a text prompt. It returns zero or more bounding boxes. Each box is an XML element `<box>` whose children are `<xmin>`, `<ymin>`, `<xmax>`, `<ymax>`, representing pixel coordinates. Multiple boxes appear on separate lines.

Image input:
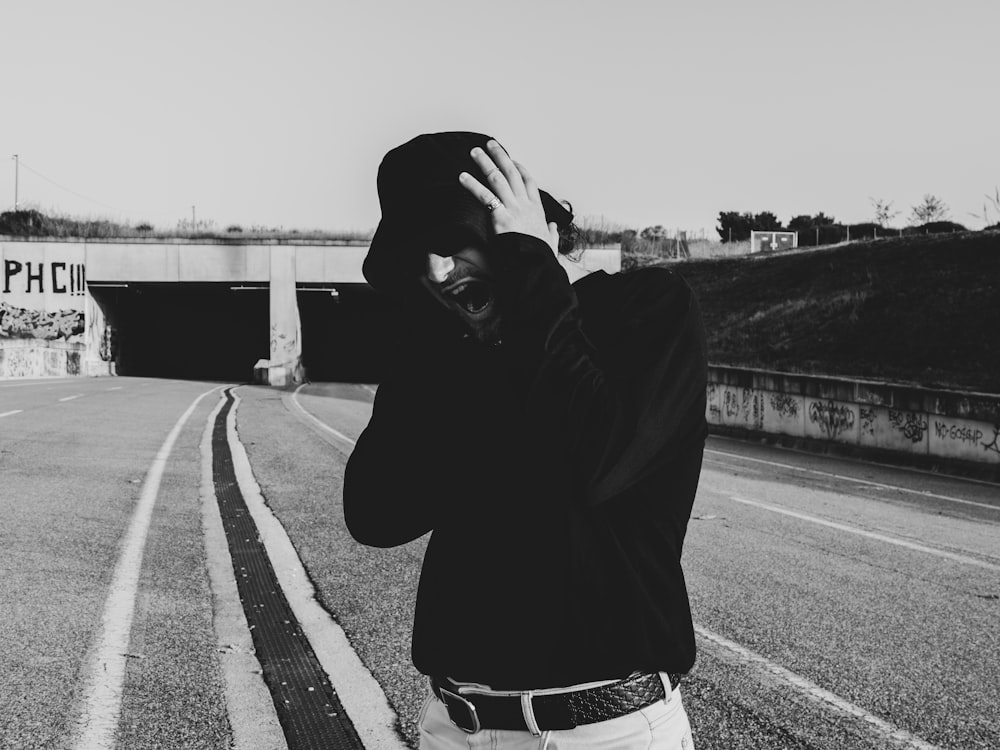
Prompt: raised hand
<box><xmin>458</xmin><ymin>140</ymin><xmax>560</xmax><ymax>253</ymax></box>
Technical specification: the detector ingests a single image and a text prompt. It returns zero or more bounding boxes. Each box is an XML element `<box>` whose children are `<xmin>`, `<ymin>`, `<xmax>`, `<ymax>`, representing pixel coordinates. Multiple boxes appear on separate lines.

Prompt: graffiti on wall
<box><xmin>724</xmin><ymin>387</ymin><xmax>764</xmax><ymax>429</ymax></box>
<box><xmin>808</xmin><ymin>400</ymin><xmax>855</xmax><ymax>439</ymax></box>
<box><xmin>3</xmin><ymin>259</ymin><xmax>86</xmax><ymax>297</ymax></box>
<box><xmin>860</xmin><ymin>407</ymin><xmax>877</xmax><ymax>437</ymax></box>
<box><xmin>2</xmin><ymin>245</ymin><xmax>86</xmax><ymax>343</ymax></box>
<box><xmin>980</xmin><ymin>425</ymin><xmax>1000</xmax><ymax>456</ymax></box>
<box><xmin>707</xmin><ymin>384</ymin><xmax>721</xmax><ymax>421</ymax></box>
<box><xmin>0</xmin><ymin>347</ymin><xmax>32</xmax><ymax>377</ymax></box>
<box><xmin>1</xmin><ymin>302</ymin><xmax>84</xmax><ymax>341</ymax></box>
<box><xmin>769</xmin><ymin>393</ymin><xmax>799</xmax><ymax>420</ymax></box>
<box><xmin>887</xmin><ymin>409</ymin><xmax>928</xmax><ymax>443</ymax></box>
<box><xmin>933</xmin><ymin>421</ymin><xmax>984</xmax><ymax>446</ymax></box>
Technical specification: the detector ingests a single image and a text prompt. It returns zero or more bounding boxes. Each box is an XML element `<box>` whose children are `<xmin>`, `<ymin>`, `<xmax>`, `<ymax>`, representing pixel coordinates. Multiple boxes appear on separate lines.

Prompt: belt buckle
<box><xmin>439</xmin><ymin>687</ymin><xmax>481</xmax><ymax>734</ymax></box>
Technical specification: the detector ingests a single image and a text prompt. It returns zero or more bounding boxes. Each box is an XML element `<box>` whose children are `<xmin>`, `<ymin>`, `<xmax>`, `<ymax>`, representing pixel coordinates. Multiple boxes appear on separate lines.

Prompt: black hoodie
<box><xmin>343</xmin><ymin>230</ymin><xmax>707</xmax><ymax>689</ymax></box>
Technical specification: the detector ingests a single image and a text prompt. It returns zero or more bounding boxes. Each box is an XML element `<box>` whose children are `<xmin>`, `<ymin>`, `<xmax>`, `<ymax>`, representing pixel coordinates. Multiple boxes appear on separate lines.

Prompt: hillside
<box><xmin>668</xmin><ymin>231</ymin><xmax>1000</xmax><ymax>394</ymax></box>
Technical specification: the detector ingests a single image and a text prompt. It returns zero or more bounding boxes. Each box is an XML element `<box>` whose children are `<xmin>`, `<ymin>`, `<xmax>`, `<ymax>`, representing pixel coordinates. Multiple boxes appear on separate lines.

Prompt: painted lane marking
<box><xmin>229</xmin><ymin>388</ymin><xmax>406</xmax><ymax>749</ymax></box>
<box><xmin>704</xmin><ymin>449</ymin><xmax>999</xmax><ymax>511</ymax></box>
<box><xmin>694</xmin><ymin>624</ymin><xmax>941</xmax><ymax>750</ymax></box>
<box><xmin>0</xmin><ymin>409</ymin><xmax>23</xmax><ymax>418</ymax></box>
<box><xmin>0</xmin><ymin>378</ymin><xmax>77</xmax><ymax>388</ymax></box>
<box><xmin>729</xmin><ymin>495</ymin><xmax>1000</xmax><ymax>572</ymax></box>
<box><xmin>71</xmin><ymin>385</ymin><xmax>223</xmax><ymax>750</ymax></box>
<box><xmin>59</xmin><ymin>394</ymin><xmax>83</xmax><ymax>402</ymax></box>
<box><xmin>290</xmin><ymin>384</ymin><xmax>357</xmax><ymax>446</ymax></box>
<box><xmin>199</xmin><ymin>393</ymin><xmax>287</xmax><ymax>750</ymax></box>
<box><xmin>281</xmin><ymin>395</ymin><xmax>947</xmax><ymax>747</ymax></box>
<box><xmin>106</xmin><ymin>386</ymin><xmax>123</xmax><ymax>391</ymax></box>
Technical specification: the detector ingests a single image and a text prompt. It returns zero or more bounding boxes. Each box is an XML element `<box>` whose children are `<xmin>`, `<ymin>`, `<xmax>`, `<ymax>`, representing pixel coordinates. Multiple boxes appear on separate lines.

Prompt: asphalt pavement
<box><xmin>1</xmin><ymin>376</ymin><xmax>998</xmax><ymax>749</ymax></box>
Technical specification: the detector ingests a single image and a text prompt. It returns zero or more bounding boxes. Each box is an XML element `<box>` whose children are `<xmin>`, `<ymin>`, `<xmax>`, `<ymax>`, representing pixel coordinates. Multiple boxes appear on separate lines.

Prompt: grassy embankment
<box><xmin>657</xmin><ymin>231</ymin><xmax>999</xmax><ymax>394</ymax></box>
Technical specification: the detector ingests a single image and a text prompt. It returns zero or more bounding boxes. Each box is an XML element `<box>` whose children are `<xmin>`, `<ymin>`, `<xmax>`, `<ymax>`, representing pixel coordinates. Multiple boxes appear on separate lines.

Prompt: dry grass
<box><xmin>672</xmin><ymin>230</ymin><xmax>1000</xmax><ymax>393</ymax></box>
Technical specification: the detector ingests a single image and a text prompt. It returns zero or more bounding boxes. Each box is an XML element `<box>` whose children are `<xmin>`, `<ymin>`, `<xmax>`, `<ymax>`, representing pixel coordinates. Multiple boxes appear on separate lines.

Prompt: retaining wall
<box><xmin>707</xmin><ymin>365</ymin><xmax>1000</xmax><ymax>476</ymax></box>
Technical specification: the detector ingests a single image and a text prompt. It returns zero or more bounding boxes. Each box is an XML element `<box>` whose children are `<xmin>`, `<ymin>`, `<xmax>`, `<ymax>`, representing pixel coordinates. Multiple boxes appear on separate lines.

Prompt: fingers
<box><xmin>485</xmin><ymin>140</ymin><xmax>525</xmax><ymax>196</ymax></box>
<box><xmin>467</xmin><ymin>141</ymin><xmax>525</xmax><ymax>204</ymax></box>
<box><xmin>515</xmin><ymin>160</ymin><xmax>541</xmax><ymax>203</ymax></box>
<box><xmin>458</xmin><ymin>170</ymin><xmax>502</xmax><ymax>209</ymax></box>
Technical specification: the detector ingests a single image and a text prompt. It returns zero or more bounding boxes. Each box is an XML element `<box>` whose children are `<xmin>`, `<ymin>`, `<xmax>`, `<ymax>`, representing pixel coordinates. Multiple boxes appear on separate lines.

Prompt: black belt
<box><xmin>431</xmin><ymin>672</ymin><xmax>681</xmax><ymax>734</ymax></box>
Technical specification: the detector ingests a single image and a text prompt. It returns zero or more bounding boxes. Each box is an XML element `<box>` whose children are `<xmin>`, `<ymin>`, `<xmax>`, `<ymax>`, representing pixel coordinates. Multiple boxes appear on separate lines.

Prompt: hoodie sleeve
<box><xmin>492</xmin><ymin>233</ymin><xmax>707</xmax><ymax>507</ymax></box>
<box><xmin>342</xmin><ymin>373</ymin><xmax>442</xmax><ymax>547</ymax></box>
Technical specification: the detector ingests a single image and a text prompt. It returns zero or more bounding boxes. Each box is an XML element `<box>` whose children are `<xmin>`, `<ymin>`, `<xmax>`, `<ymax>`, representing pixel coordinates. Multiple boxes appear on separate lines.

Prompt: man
<box><xmin>344</xmin><ymin>132</ymin><xmax>706</xmax><ymax>748</ymax></box>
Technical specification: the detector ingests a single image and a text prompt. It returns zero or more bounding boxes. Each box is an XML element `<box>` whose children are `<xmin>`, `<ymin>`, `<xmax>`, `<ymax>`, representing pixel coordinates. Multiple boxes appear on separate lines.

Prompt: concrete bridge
<box><xmin>0</xmin><ymin>238</ymin><xmax>620</xmax><ymax>384</ymax></box>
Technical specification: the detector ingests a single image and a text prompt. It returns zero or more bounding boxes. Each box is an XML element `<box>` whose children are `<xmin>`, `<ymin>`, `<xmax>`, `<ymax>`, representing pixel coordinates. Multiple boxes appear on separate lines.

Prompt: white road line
<box><xmin>729</xmin><ymin>495</ymin><xmax>1000</xmax><ymax>572</ymax></box>
<box><xmin>705</xmin><ymin>449</ymin><xmax>999</xmax><ymax>511</ymax></box>
<box><xmin>694</xmin><ymin>624</ymin><xmax>940</xmax><ymax>750</ymax></box>
<box><xmin>0</xmin><ymin>378</ymin><xmax>77</xmax><ymax>388</ymax></box>
<box><xmin>59</xmin><ymin>394</ymin><xmax>83</xmax><ymax>402</ymax></box>
<box><xmin>106</xmin><ymin>386</ymin><xmax>123</xmax><ymax>391</ymax></box>
<box><xmin>71</xmin><ymin>385</ymin><xmax>223</xmax><ymax>750</ymax></box>
<box><xmin>0</xmin><ymin>409</ymin><xmax>23</xmax><ymax>418</ymax></box>
<box><xmin>229</xmin><ymin>389</ymin><xmax>407</xmax><ymax>750</ymax></box>
<box><xmin>290</xmin><ymin>384</ymin><xmax>357</xmax><ymax>446</ymax></box>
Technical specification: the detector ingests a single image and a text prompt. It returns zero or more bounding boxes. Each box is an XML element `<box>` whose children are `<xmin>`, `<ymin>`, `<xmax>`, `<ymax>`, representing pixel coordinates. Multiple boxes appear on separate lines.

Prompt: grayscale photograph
<box><xmin>1</xmin><ymin>1</ymin><xmax>998</xmax><ymax>749</ymax></box>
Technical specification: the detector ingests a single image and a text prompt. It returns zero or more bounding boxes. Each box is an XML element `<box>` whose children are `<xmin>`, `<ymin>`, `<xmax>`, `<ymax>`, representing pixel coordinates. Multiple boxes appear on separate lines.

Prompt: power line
<box><xmin>14</xmin><ymin>158</ymin><xmax>137</xmax><ymax>215</ymax></box>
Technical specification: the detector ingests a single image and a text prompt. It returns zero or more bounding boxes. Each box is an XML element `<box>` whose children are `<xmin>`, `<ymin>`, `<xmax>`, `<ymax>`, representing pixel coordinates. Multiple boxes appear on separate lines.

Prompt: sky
<box><xmin>2</xmin><ymin>0</ymin><xmax>998</xmax><ymax>238</ymax></box>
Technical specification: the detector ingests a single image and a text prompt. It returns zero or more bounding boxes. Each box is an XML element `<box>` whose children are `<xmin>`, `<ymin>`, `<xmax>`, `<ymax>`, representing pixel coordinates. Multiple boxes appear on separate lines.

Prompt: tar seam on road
<box><xmin>212</xmin><ymin>388</ymin><xmax>366</xmax><ymax>750</ymax></box>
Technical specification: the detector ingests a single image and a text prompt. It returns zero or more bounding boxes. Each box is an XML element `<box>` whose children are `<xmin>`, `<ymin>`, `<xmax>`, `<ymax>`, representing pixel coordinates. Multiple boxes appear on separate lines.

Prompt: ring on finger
<box><xmin>485</xmin><ymin>197</ymin><xmax>502</xmax><ymax>212</ymax></box>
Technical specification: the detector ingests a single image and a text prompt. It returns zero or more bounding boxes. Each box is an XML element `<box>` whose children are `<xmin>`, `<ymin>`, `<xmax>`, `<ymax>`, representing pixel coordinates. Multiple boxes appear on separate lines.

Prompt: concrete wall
<box><xmin>0</xmin><ymin>241</ymin><xmax>108</xmax><ymax>378</ymax></box>
<box><xmin>707</xmin><ymin>365</ymin><xmax>1000</xmax><ymax>471</ymax></box>
<box><xmin>1</xmin><ymin>238</ymin><xmax>621</xmax><ymax>383</ymax></box>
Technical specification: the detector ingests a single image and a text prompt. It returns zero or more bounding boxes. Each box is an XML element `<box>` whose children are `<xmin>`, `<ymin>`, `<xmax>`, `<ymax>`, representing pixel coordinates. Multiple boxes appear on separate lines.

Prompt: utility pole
<box><xmin>12</xmin><ymin>154</ymin><xmax>18</xmax><ymax>211</ymax></box>
<box><xmin>192</xmin><ymin>205</ymin><xmax>196</xmax><ymax>229</ymax></box>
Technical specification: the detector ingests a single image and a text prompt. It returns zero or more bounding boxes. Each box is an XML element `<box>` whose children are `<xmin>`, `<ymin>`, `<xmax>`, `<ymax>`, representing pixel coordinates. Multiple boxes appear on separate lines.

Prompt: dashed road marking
<box><xmin>71</xmin><ymin>385</ymin><xmax>223</xmax><ymax>750</ymax></box>
<box><xmin>59</xmin><ymin>394</ymin><xmax>83</xmax><ymax>402</ymax></box>
<box><xmin>705</xmin><ymin>449</ymin><xmax>998</xmax><ymax>511</ymax></box>
<box><xmin>694</xmin><ymin>624</ymin><xmax>940</xmax><ymax>749</ymax></box>
<box><xmin>729</xmin><ymin>495</ymin><xmax>1000</xmax><ymax>572</ymax></box>
<box><xmin>106</xmin><ymin>386</ymin><xmax>123</xmax><ymax>391</ymax></box>
<box><xmin>0</xmin><ymin>409</ymin><xmax>23</xmax><ymax>418</ymax></box>
<box><xmin>0</xmin><ymin>378</ymin><xmax>76</xmax><ymax>388</ymax></box>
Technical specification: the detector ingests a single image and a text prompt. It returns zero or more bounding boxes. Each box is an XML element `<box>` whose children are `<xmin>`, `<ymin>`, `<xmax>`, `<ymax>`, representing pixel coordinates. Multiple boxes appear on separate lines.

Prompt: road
<box><xmin>1</xmin><ymin>377</ymin><xmax>998</xmax><ymax>749</ymax></box>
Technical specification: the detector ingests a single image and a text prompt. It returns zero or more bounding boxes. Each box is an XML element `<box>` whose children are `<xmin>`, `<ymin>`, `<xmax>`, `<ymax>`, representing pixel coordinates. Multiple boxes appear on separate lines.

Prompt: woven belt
<box><xmin>431</xmin><ymin>671</ymin><xmax>681</xmax><ymax>734</ymax></box>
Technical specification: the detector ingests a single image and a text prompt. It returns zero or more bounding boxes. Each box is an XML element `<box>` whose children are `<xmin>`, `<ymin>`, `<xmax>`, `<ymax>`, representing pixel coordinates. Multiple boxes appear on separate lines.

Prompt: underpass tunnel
<box><xmin>297</xmin><ymin>284</ymin><xmax>402</xmax><ymax>383</ymax></box>
<box><xmin>89</xmin><ymin>283</ymin><xmax>269</xmax><ymax>381</ymax></box>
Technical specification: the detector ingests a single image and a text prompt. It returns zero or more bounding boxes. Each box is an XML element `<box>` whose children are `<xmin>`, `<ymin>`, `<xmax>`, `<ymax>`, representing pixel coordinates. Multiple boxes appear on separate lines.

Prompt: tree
<box><xmin>753</xmin><ymin>211</ymin><xmax>783</xmax><ymax>231</ymax></box>
<box><xmin>716</xmin><ymin>211</ymin><xmax>754</xmax><ymax>242</ymax></box>
<box><xmin>910</xmin><ymin>194</ymin><xmax>949</xmax><ymax>225</ymax></box>
<box><xmin>640</xmin><ymin>224</ymin><xmax>668</xmax><ymax>241</ymax></box>
<box><xmin>870</xmin><ymin>197</ymin><xmax>899</xmax><ymax>227</ymax></box>
<box><xmin>787</xmin><ymin>215</ymin><xmax>814</xmax><ymax>232</ymax></box>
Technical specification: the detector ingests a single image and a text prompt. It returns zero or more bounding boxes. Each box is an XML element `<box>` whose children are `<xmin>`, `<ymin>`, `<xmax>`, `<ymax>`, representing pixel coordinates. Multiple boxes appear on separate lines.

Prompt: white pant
<box><xmin>418</xmin><ymin>673</ymin><xmax>695</xmax><ymax>749</ymax></box>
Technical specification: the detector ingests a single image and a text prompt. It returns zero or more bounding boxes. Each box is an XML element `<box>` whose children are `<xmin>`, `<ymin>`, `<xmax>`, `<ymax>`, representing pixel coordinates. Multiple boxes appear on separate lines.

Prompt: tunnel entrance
<box><xmin>297</xmin><ymin>284</ymin><xmax>401</xmax><ymax>383</ymax></box>
<box><xmin>90</xmin><ymin>283</ymin><xmax>269</xmax><ymax>381</ymax></box>
<box><xmin>89</xmin><ymin>282</ymin><xmax>402</xmax><ymax>383</ymax></box>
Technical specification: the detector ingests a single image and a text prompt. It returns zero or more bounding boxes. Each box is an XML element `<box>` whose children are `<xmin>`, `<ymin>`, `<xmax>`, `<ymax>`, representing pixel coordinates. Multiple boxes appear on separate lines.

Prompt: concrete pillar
<box><xmin>267</xmin><ymin>245</ymin><xmax>304</xmax><ymax>386</ymax></box>
<box><xmin>82</xmin><ymin>286</ymin><xmax>115</xmax><ymax>376</ymax></box>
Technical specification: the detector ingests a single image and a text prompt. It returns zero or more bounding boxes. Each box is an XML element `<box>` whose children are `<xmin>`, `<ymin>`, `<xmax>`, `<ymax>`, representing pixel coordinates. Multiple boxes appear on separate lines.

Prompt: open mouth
<box><xmin>444</xmin><ymin>279</ymin><xmax>494</xmax><ymax>315</ymax></box>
